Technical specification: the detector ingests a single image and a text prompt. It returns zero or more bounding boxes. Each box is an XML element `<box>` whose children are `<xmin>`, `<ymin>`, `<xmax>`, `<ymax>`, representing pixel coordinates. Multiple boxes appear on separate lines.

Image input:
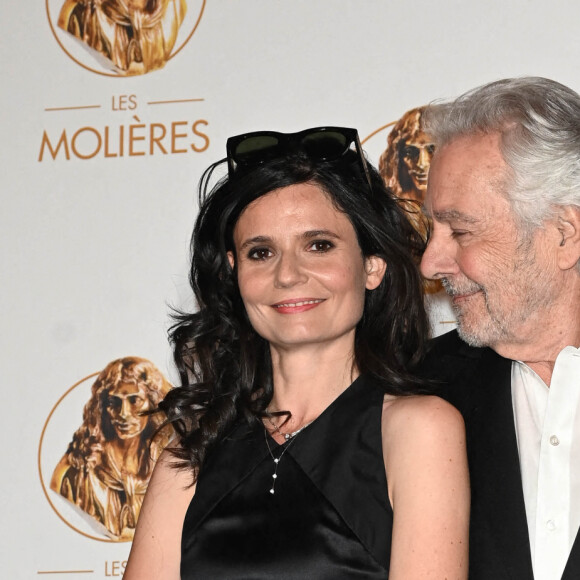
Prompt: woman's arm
<box><xmin>382</xmin><ymin>395</ymin><xmax>469</xmax><ymax>580</ymax></box>
<box><xmin>124</xmin><ymin>449</ymin><xmax>196</xmax><ymax>580</ymax></box>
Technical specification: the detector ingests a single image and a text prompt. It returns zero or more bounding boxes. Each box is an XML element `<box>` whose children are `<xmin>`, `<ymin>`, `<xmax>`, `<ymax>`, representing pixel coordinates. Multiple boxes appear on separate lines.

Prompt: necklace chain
<box><xmin>263</xmin><ymin>419</ymin><xmax>313</xmax><ymax>494</ymax></box>
<box><xmin>266</xmin><ymin>416</ymin><xmax>314</xmax><ymax>441</ymax></box>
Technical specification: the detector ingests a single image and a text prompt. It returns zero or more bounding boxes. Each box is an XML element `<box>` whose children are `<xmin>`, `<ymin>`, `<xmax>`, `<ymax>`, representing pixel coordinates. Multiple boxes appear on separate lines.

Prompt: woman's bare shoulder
<box><xmin>123</xmin><ymin>447</ymin><xmax>196</xmax><ymax>580</ymax></box>
<box><xmin>381</xmin><ymin>394</ymin><xmax>467</xmax><ymax>490</ymax></box>
<box><xmin>381</xmin><ymin>395</ymin><xmax>469</xmax><ymax>579</ymax></box>
<box><xmin>382</xmin><ymin>394</ymin><xmax>464</xmax><ymax>441</ymax></box>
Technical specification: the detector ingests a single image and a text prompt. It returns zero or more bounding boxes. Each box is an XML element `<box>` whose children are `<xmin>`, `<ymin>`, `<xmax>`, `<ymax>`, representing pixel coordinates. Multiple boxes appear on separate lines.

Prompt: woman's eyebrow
<box><xmin>239</xmin><ymin>230</ymin><xmax>341</xmax><ymax>251</ymax></box>
<box><xmin>301</xmin><ymin>229</ymin><xmax>341</xmax><ymax>240</ymax></box>
<box><xmin>238</xmin><ymin>235</ymin><xmax>272</xmax><ymax>252</ymax></box>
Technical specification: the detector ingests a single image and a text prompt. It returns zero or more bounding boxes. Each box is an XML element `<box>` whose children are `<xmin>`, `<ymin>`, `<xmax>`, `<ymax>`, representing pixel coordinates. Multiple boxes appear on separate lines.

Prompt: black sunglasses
<box><xmin>226</xmin><ymin>126</ymin><xmax>372</xmax><ymax>187</ymax></box>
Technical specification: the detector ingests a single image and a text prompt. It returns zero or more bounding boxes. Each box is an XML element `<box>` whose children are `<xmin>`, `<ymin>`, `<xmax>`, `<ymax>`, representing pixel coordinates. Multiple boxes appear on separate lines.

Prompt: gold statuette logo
<box><xmin>39</xmin><ymin>357</ymin><xmax>173</xmax><ymax>541</ymax></box>
<box><xmin>364</xmin><ymin>107</ymin><xmax>440</xmax><ymax>294</ymax></box>
<box><xmin>46</xmin><ymin>0</ymin><xmax>206</xmax><ymax>76</ymax></box>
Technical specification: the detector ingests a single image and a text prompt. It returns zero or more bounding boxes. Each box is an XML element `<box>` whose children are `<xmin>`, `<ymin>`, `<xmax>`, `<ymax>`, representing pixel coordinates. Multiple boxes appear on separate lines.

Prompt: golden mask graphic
<box><xmin>379</xmin><ymin>107</ymin><xmax>435</xmax><ymax>203</ymax></box>
<box><xmin>378</xmin><ymin>107</ymin><xmax>439</xmax><ymax>293</ymax></box>
<box><xmin>50</xmin><ymin>357</ymin><xmax>172</xmax><ymax>540</ymax></box>
<box><xmin>57</xmin><ymin>0</ymin><xmax>188</xmax><ymax>75</ymax></box>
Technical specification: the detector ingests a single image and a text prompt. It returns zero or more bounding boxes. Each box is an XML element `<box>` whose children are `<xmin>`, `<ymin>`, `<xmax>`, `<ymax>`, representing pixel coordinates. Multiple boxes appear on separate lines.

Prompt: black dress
<box><xmin>180</xmin><ymin>375</ymin><xmax>392</xmax><ymax>579</ymax></box>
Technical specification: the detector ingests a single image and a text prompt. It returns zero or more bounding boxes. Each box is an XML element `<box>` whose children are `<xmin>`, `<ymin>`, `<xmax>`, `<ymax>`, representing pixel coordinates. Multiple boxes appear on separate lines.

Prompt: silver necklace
<box><xmin>266</xmin><ymin>416</ymin><xmax>314</xmax><ymax>441</ymax></box>
<box><xmin>263</xmin><ymin>424</ymin><xmax>310</xmax><ymax>494</ymax></box>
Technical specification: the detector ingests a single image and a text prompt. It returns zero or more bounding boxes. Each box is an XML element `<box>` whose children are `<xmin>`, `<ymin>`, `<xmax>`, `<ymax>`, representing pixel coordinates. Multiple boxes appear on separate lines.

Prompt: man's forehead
<box><xmin>430</xmin><ymin>132</ymin><xmax>505</xmax><ymax>174</ymax></box>
<box><xmin>424</xmin><ymin>135</ymin><xmax>510</xmax><ymax>219</ymax></box>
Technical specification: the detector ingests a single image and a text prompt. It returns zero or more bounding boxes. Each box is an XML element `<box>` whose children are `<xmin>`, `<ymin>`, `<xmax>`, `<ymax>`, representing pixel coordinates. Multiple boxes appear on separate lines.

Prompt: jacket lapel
<box><xmin>466</xmin><ymin>347</ymin><xmax>534</xmax><ymax>580</ymax></box>
<box><xmin>427</xmin><ymin>332</ymin><xmax>534</xmax><ymax>580</ymax></box>
<box><xmin>562</xmin><ymin>529</ymin><xmax>580</xmax><ymax>579</ymax></box>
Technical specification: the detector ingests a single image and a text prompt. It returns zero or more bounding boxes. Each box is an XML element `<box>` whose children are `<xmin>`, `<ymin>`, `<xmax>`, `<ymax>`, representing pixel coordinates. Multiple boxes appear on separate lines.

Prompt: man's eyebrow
<box><xmin>423</xmin><ymin>207</ymin><xmax>480</xmax><ymax>224</ymax></box>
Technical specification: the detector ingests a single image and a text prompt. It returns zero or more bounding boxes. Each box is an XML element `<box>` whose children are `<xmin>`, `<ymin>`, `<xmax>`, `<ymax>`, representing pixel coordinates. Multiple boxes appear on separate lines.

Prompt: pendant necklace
<box><xmin>266</xmin><ymin>416</ymin><xmax>314</xmax><ymax>441</ymax></box>
<box><xmin>263</xmin><ymin>421</ymin><xmax>312</xmax><ymax>495</ymax></box>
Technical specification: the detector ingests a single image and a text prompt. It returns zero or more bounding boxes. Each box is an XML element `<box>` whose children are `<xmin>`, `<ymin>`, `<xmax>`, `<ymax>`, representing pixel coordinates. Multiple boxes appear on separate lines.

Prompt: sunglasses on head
<box><xmin>226</xmin><ymin>126</ymin><xmax>372</xmax><ymax>188</ymax></box>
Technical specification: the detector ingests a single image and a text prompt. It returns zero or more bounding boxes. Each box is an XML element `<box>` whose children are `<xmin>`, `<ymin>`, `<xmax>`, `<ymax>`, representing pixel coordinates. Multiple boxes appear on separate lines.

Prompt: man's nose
<box><xmin>420</xmin><ymin>228</ymin><xmax>459</xmax><ymax>280</ymax></box>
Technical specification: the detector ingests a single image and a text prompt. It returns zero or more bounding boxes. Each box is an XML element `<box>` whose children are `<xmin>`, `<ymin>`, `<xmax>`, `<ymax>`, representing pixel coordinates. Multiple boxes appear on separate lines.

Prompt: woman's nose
<box><xmin>274</xmin><ymin>253</ymin><xmax>308</xmax><ymax>288</ymax></box>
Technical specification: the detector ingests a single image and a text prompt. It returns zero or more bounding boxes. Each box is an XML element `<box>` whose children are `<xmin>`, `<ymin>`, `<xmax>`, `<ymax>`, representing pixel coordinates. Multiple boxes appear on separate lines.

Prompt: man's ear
<box><xmin>227</xmin><ymin>251</ymin><xmax>235</xmax><ymax>269</ymax></box>
<box><xmin>556</xmin><ymin>206</ymin><xmax>580</xmax><ymax>270</ymax></box>
<box><xmin>364</xmin><ymin>256</ymin><xmax>387</xmax><ymax>290</ymax></box>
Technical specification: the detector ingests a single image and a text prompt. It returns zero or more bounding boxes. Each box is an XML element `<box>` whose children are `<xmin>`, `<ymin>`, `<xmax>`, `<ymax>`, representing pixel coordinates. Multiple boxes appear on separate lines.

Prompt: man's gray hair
<box><xmin>423</xmin><ymin>77</ymin><xmax>580</xmax><ymax>230</ymax></box>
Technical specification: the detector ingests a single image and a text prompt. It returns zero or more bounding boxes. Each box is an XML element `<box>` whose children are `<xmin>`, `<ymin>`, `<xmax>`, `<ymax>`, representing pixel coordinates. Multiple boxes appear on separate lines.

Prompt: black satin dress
<box><xmin>180</xmin><ymin>376</ymin><xmax>393</xmax><ymax>579</ymax></box>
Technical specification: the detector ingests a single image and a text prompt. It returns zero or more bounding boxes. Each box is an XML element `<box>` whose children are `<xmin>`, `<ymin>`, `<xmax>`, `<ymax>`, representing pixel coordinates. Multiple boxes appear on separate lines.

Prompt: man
<box><xmin>421</xmin><ymin>77</ymin><xmax>580</xmax><ymax>580</ymax></box>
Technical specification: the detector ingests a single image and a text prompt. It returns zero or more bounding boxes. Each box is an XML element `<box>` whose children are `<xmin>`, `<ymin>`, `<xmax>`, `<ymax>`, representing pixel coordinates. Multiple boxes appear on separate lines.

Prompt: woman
<box><xmin>125</xmin><ymin>127</ymin><xmax>469</xmax><ymax>579</ymax></box>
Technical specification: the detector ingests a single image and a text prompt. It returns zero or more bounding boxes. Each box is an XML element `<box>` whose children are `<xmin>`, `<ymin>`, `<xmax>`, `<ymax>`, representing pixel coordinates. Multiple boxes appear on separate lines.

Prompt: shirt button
<box><xmin>550</xmin><ymin>435</ymin><xmax>560</xmax><ymax>446</ymax></box>
<box><xmin>547</xmin><ymin>520</ymin><xmax>556</xmax><ymax>531</ymax></box>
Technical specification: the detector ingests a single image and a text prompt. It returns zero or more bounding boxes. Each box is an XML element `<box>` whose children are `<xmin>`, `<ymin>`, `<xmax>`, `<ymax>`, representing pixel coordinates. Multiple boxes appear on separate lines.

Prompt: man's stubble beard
<box><xmin>441</xmin><ymin>234</ymin><xmax>555</xmax><ymax>349</ymax></box>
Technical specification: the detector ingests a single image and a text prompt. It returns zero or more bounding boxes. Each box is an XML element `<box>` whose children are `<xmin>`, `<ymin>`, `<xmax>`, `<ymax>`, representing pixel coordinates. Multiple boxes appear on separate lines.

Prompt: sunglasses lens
<box><xmin>301</xmin><ymin>131</ymin><xmax>350</xmax><ymax>160</ymax></box>
<box><xmin>234</xmin><ymin>135</ymin><xmax>281</xmax><ymax>166</ymax></box>
<box><xmin>227</xmin><ymin>128</ymin><xmax>366</xmax><ymax>186</ymax></box>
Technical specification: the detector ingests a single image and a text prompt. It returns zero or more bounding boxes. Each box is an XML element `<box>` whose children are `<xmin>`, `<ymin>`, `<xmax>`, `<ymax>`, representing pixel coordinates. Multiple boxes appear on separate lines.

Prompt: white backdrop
<box><xmin>3</xmin><ymin>2</ymin><xmax>580</xmax><ymax>578</ymax></box>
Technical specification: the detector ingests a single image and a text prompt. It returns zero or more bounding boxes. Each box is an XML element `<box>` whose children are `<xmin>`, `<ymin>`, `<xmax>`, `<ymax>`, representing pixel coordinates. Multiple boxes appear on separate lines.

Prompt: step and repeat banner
<box><xmin>2</xmin><ymin>1</ymin><xmax>580</xmax><ymax>578</ymax></box>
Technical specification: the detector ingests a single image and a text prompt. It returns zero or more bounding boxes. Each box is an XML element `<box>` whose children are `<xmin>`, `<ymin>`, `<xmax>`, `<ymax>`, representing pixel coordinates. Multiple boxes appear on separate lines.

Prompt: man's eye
<box><xmin>451</xmin><ymin>230</ymin><xmax>468</xmax><ymax>239</ymax></box>
<box><xmin>309</xmin><ymin>240</ymin><xmax>334</xmax><ymax>252</ymax></box>
<box><xmin>248</xmin><ymin>247</ymin><xmax>273</xmax><ymax>260</ymax></box>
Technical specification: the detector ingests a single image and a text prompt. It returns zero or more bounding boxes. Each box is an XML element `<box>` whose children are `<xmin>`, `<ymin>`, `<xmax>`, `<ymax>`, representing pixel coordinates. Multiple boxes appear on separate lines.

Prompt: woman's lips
<box><xmin>271</xmin><ymin>299</ymin><xmax>325</xmax><ymax>314</ymax></box>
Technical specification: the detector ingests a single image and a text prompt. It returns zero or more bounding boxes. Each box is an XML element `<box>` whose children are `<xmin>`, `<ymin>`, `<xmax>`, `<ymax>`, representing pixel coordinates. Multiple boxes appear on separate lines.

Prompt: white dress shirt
<box><xmin>512</xmin><ymin>346</ymin><xmax>580</xmax><ymax>580</ymax></box>
<box><xmin>424</xmin><ymin>290</ymin><xmax>456</xmax><ymax>338</ymax></box>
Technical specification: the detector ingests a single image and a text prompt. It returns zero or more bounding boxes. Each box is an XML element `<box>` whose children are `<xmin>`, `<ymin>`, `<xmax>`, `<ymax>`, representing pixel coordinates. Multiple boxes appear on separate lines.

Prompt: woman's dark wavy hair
<box><xmin>160</xmin><ymin>148</ymin><xmax>429</xmax><ymax>479</ymax></box>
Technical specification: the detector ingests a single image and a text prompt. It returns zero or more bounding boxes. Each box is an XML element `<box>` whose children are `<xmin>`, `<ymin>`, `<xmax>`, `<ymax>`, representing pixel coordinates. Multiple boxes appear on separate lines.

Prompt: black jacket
<box><xmin>423</xmin><ymin>330</ymin><xmax>580</xmax><ymax>580</ymax></box>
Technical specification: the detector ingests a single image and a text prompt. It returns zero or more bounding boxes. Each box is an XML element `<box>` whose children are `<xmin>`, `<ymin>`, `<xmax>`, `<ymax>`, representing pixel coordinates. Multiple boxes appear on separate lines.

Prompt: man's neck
<box><xmin>494</xmin><ymin>303</ymin><xmax>580</xmax><ymax>386</ymax></box>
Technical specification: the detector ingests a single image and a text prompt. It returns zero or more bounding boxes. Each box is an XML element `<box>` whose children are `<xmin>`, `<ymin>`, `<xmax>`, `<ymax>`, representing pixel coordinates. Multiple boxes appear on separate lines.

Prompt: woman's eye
<box><xmin>451</xmin><ymin>230</ymin><xmax>468</xmax><ymax>239</ymax></box>
<box><xmin>309</xmin><ymin>240</ymin><xmax>334</xmax><ymax>252</ymax></box>
<box><xmin>248</xmin><ymin>247</ymin><xmax>273</xmax><ymax>260</ymax></box>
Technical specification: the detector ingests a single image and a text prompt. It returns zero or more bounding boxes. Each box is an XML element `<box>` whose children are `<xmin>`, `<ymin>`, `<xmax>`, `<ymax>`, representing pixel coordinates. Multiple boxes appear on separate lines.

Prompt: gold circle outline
<box><xmin>361</xmin><ymin>120</ymin><xmax>397</xmax><ymax>146</ymax></box>
<box><xmin>45</xmin><ymin>0</ymin><xmax>206</xmax><ymax>77</ymax></box>
<box><xmin>38</xmin><ymin>371</ymin><xmax>122</xmax><ymax>543</ymax></box>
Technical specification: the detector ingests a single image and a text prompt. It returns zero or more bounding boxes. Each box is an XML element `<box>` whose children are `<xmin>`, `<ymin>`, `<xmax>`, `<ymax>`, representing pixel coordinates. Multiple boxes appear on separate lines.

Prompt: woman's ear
<box><xmin>364</xmin><ymin>256</ymin><xmax>387</xmax><ymax>290</ymax></box>
<box><xmin>227</xmin><ymin>251</ymin><xmax>235</xmax><ymax>269</ymax></box>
